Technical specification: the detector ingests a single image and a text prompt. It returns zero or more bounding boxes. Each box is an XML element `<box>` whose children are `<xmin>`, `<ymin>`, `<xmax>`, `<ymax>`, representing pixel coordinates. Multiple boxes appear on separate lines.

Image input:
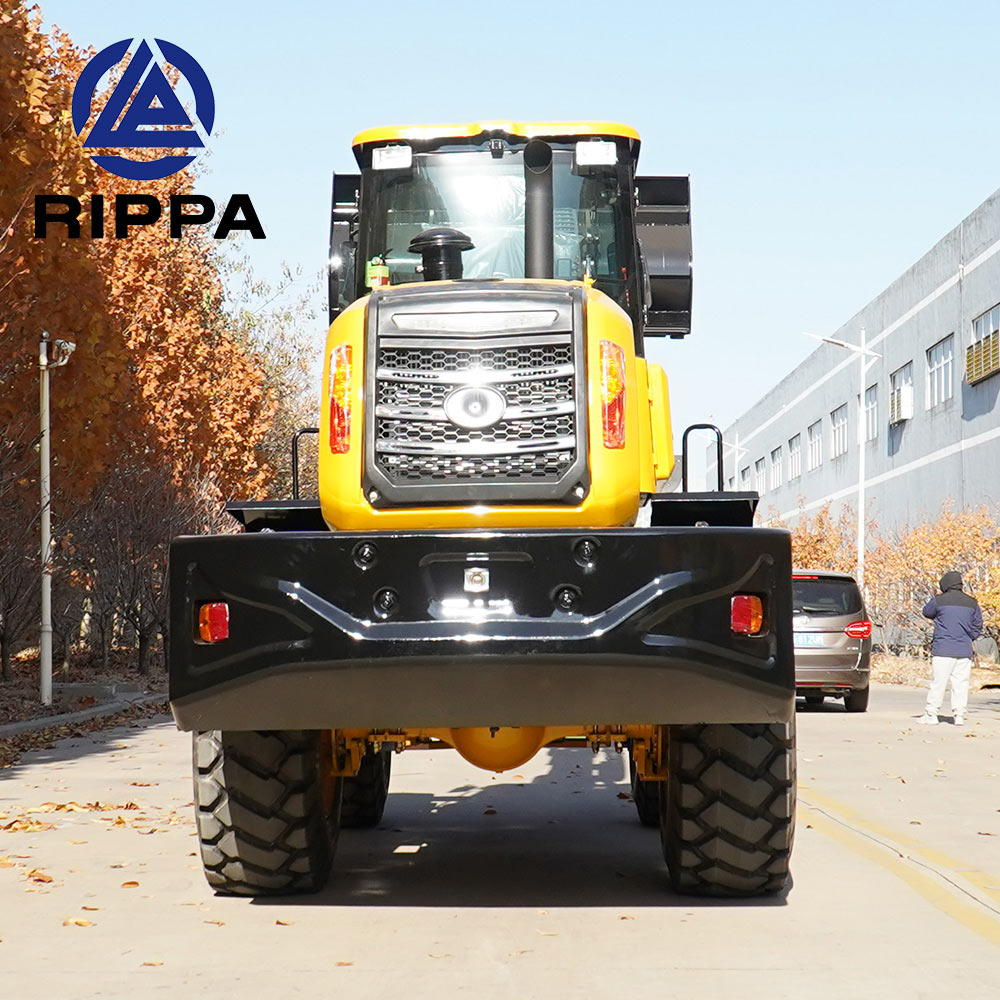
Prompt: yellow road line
<box><xmin>802</xmin><ymin>787</ymin><xmax>1000</xmax><ymax>907</ymax></box>
<box><xmin>802</xmin><ymin>809</ymin><xmax>1000</xmax><ymax>950</ymax></box>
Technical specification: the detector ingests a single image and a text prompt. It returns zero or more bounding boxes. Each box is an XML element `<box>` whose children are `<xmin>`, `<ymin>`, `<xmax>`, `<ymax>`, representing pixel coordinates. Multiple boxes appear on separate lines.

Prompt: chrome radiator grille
<box><xmin>364</xmin><ymin>283</ymin><xmax>588</xmax><ymax>506</ymax></box>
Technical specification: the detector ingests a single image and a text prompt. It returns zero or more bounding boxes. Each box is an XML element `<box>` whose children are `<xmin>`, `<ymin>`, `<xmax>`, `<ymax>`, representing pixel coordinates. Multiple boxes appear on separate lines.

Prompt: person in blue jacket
<box><xmin>917</xmin><ymin>571</ymin><xmax>983</xmax><ymax>726</ymax></box>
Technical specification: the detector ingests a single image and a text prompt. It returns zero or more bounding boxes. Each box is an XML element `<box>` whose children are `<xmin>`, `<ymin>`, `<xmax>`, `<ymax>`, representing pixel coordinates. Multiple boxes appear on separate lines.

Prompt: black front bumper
<box><xmin>169</xmin><ymin>527</ymin><xmax>793</xmax><ymax>731</ymax></box>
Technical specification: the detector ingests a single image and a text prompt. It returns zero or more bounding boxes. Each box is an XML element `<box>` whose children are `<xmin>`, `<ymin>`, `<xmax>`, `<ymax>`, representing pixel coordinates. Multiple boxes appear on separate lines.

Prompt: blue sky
<box><xmin>37</xmin><ymin>0</ymin><xmax>1000</xmax><ymax>479</ymax></box>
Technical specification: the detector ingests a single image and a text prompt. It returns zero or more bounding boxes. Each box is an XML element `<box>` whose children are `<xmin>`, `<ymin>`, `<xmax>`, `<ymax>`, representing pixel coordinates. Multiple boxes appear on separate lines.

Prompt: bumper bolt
<box><xmin>353</xmin><ymin>542</ymin><xmax>378</xmax><ymax>568</ymax></box>
<box><xmin>554</xmin><ymin>586</ymin><xmax>579</xmax><ymax>612</ymax></box>
<box><xmin>575</xmin><ymin>539</ymin><xmax>598</xmax><ymax>565</ymax></box>
<box><xmin>374</xmin><ymin>588</ymin><xmax>398</xmax><ymax>616</ymax></box>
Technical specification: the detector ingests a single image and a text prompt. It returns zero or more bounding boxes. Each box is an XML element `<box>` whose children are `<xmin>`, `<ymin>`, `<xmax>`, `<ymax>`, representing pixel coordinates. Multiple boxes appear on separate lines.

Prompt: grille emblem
<box><xmin>443</xmin><ymin>385</ymin><xmax>507</xmax><ymax>429</ymax></box>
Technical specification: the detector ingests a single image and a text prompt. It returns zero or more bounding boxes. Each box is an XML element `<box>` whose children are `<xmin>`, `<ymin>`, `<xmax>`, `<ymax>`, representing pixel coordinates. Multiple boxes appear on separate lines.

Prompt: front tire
<box><xmin>659</xmin><ymin>722</ymin><xmax>795</xmax><ymax>897</ymax></box>
<box><xmin>193</xmin><ymin>730</ymin><xmax>342</xmax><ymax>896</ymax></box>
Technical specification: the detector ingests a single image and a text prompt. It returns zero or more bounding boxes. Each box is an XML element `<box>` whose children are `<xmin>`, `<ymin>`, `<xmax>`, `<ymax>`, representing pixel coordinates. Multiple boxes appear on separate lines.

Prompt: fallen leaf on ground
<box><xmin>977</xmin><ymin>831</ymin><xmax>996</xmax><ymax>836</ymax></box>
<box><xmin>204</xmin><ymin>919</ymin><xmax>225</xmax><ymax>925</ymax></box>
<box><xmin>63</xmin><ymin>918</ymin><xmax>92</xmax><ymax>927</ymax></box>
<box><xmin>81</xmin><ymin>906</ymin><xmax>99</xmax><ymax>911</ymax></box>
<box><xmin>616</xmin><ymin>792</ymin><xmax>631</xmax><ymax>799</ymax></box>
<box><xmin>619</xmin><ymin>915</ymin><xmax>634</xmax><ymax>920</ymax></box>
<box><xmin>2</xmin><ymin>819</ymin><xmax>55</xmax><ymax>833</ymax></box>
<box><xmin>27</xmin><ymin>869</ymin><xmax>53</xmax><ymax>883</ymax></box>
<box><xmin>141</xmin><ymin>961</ymin><xmax>163</xmax><ymax>967</ymax></box>
<box><xmin>335</xmin><ymin>961</ymin><xmax>353</xmax><ymax>966</ymax></box>
<box><xmin>120</xmin><ymin>881</ymin><xmax>139</xmax><ymax>888</ymax></box>
<box><xmin>0</xmin><ymin>857</ymin><xmax>14</xmax><ymax>868</ymax></box>
<box><xmin>483</xmin><ymin>808</ymin><xmax>497</xmax><ymax>815</ymax></box>
<box><xmin>275</xmin><ymin>919</ymin><xmax>293</xmax><ymax>926</ymax></box>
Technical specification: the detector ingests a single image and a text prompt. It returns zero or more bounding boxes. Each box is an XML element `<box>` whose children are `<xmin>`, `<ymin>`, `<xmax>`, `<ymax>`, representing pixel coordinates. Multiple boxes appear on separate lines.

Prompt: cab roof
<box><xmin>352</xmin><ymin>120</ymin><xmax>640</xmax><ymax>154</ymax></box>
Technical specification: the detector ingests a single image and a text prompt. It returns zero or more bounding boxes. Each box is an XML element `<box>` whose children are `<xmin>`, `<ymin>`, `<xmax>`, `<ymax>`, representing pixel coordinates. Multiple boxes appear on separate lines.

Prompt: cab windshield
<box><xmin>357</xmin><ymin>143</ymin><xmax>637</xmax><ymax>313</ymax></box>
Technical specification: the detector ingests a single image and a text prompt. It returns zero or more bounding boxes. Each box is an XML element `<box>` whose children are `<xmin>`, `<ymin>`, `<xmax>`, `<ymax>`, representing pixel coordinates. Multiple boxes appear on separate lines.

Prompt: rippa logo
<box><xmin>71</xmin><ymin>38</ymin><xmax>214</xmax><ymax>181</ymax></box>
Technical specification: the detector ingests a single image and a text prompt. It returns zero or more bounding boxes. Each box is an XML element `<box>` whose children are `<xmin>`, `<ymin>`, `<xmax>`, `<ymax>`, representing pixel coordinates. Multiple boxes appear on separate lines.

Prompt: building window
<box><xmin>972</xmin><ymin>303</ymin><xmax>1000</xmax><ymax>344</ymax></box>
<box><xmin>740</xmin><ymin>466</ymin><xmax>750</xmax><ymax>490</ymax></box>
<box><xmin>754</xmin><ymin>458</ymin><xmax>766</xmax><ymax>494</ymax></box>
<box><xmin>926</xmin><ymin>335</ymin><xmax>954</xmax><ymax>408</ymax></box>
<box><xmin>830</xmin><ymin>404</ymin><xmax>848</xmax><ymax>458</ymax></box>
<box><xmin>788</xmin><ymin>434</ymin><xmax>801</xmax><ymax>479</ymax></box>
<box><xmin>727</xmin><ymin>476</ymin><xmax>735</xmax><ymax>491</ymax></box>
<box><xmin>889</xmin><ymin>362</ymin><xmax>914</xmax><ymax>423</ymax></box>
<box><xmin>769</xmin><ymin>446</ymin><xmax>782</xmax><ymax>489</ymax></box>
<box><xmin>864</xmin><ymin>385</ymin><xmax>878</xmax><ymax>442</ymax></box>
<box><xmin>807</xmin><ymin>421</ymin><xmax>822</xmax><ymax>471</ymax></box>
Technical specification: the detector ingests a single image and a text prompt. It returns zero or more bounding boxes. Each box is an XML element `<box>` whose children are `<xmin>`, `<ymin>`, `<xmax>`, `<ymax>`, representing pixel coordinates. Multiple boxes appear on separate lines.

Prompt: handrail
<box><xmin>291</xmin><ymin>427</ymin><xmax>319</xmax><ymax>500</ymax></box>
<box><xmin>681</xmin><ymin>423</ymin><xmax>724</xmax><ymax>492</ymax></box>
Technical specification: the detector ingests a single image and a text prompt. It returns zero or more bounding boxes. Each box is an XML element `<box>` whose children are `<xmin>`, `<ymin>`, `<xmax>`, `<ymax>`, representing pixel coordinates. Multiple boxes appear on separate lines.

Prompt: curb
<box><xmin>0</xmin><ymin>694</ymin><xmax>169</xmax><ymax>739</ymax></box>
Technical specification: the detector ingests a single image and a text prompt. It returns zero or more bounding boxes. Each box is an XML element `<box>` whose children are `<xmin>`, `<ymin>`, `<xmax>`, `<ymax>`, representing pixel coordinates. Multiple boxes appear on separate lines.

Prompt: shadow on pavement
<box><xmin>254</xmin><ymin>747</ymin><xmax>791</xmax><ymax>910</ymax></box>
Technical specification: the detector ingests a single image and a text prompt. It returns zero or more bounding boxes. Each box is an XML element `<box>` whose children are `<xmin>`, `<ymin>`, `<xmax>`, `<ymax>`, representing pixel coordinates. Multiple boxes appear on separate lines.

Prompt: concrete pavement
<box><xmin>1</xmin><ymin>682</ymin><xmax>998</xmax><ymax>998</ymax></box>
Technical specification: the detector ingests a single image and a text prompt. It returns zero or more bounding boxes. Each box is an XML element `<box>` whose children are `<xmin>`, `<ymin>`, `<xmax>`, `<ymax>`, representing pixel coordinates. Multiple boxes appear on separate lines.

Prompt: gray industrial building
<box><xmin>712</xmin><ymin>187</ymin><xmax>1000</xmax><ymax>534</ymax></box>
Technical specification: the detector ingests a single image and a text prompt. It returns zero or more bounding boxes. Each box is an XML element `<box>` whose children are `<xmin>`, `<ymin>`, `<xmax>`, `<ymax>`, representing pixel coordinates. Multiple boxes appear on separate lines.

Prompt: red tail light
<box><xmin>731</xmin><ymin>595</ymin><xmax>764</xmax><ymax>635</ymax></box>
<box><xmin>844</xmin><ymin>620</ymin><xmax>872</xmax><ymax>639</ymax></box>
<box><xmin>329</xmin><ymin>344</ymin><xmax>352</xmax><ymax>454</ymax></box>
<box><xmin>198</xmin><ymin>602</ymin><xmax>229</xmax><ymax>643</ymax></box>
<box><xmin>600</xmin><ymin>340</ymin><xmax>626</xmax><ymax>449</ymax></box>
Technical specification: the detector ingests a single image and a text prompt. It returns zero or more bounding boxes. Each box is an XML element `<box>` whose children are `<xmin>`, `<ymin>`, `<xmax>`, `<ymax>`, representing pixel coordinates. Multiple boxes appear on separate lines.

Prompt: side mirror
<box><xmin>328</xmin><ymin>237</ymin><xmax>356</xmax><ymax>327</ymax></box>
<box><xmin>328</xmin><ymin>171</ymin><xmax>360</xmax><ymax>327</ymax></box>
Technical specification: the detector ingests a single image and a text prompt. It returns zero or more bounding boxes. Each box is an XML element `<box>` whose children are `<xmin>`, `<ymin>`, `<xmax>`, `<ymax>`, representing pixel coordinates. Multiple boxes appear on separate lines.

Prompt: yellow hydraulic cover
<box><xmin>646</xmin><ymin>363</ymin><xmax>675</xmax><ymax>483</ymax></box>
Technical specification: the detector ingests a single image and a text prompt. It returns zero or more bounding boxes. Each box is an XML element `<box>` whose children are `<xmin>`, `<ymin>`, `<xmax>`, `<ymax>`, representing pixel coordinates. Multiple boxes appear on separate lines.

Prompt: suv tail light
<box><xmin>731</xmin><ymin>594</ymin><xmax>764</xmax><ymax>635</ymax></box>
<box><xmin>844</xmin><ymin>620</ymin><xmax>872</xmax><ymax>639</ymax></box>
<box><xmin>329</xmin><ymin>344</ymin><xmax>352</xmax><ymax>454</ymax></box>
<box><xmin>600</xmin><ymin>340</ymin><xmax>626</xmax><ymax>449</ymax></box>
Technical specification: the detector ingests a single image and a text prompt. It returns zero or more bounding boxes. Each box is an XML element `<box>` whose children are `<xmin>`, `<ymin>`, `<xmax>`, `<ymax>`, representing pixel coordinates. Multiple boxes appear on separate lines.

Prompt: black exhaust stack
<box><xmin>524</xmin><ymin>139</ymin><xmax>553</xmax><ymax>279</ymax></box>
<box><xmin>409</xmin><ymin>227</ymin><xmax>474</xmax><ymax>282</ymax></box>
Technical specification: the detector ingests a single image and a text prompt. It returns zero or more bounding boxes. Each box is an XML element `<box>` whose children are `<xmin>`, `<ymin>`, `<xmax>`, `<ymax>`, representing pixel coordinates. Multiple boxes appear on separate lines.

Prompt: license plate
<box><xmin>794</xmin><ymin>632</ymin><xmax>826</xmax><ymax>648</ymax></box>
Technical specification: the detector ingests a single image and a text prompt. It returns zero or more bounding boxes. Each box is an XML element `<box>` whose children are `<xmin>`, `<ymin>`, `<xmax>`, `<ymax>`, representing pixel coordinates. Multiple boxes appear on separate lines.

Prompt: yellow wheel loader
<box><xmin>170</xmin><ymin>122</ymin><xmax>795</xmax><ymax>897</ymax></box>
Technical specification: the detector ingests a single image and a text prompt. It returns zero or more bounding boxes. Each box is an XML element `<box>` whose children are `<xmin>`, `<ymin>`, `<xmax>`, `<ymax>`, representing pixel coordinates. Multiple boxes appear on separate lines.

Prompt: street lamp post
<box><xmin>803</xmin><ymin>330</ymin><xmax>880</xmax><ymax>592</ymax></box>
<box><xmin>39</xmin><ymin>331</ymin><xmax>76</xmax><ymax>705</ymax></box>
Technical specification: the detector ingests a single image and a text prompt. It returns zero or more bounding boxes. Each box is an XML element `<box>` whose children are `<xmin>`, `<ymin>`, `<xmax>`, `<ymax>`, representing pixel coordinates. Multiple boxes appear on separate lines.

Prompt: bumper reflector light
<box><xmin>844</xmin><ymin>620</ymin><xmax>872</xmax><ymax>639</ymax></box>
<box><xmin>600</xmin><ymin>340</ymin><xmax>626</xmax><ymax>449</ymax></box>
<box><xmin>329</xmin><ymin>344</ymin><xmax>352</xmax><ymax>454</ymax></box>
<box><xmin>731</xmin><ymin>595</ymin><xmax>764</xmax><ymax>635</ymax></box>
<box><xmin>198</xmin><ymin>602</ymin><xmax>230</xmax><ymax>643</ymax></box>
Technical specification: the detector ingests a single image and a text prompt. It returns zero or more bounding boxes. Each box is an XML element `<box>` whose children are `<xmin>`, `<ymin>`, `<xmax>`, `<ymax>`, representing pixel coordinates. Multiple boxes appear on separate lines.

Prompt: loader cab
<box><xmin>328</xmin><ymin>122</ymin><xmax>692</xmax><ymax>346</ymax></box>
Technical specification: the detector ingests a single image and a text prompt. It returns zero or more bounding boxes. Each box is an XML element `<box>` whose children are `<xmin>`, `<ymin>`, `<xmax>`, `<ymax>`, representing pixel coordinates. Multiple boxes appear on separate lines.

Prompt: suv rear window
<box><xmin>792</xmin><ymin>576</ymin><xmax>863</xmax><ymax>617</ymax></box>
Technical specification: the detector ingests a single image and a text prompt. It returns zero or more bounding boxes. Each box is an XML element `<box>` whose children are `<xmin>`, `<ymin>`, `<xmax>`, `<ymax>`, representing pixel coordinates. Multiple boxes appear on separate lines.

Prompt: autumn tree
<box><xmin>765</xmin><ymin>500</ymin><xmax>866</xmax><ymax>574</ymax></box>
<box><xmin>0</xmin><ymin>6</ymin><xmax>302</xmax><ymax>679</ymax></box>
<box><xmin>865</xmin><ymin>502</ymin><xmax>999</xmax><ymax>652</ymax></box>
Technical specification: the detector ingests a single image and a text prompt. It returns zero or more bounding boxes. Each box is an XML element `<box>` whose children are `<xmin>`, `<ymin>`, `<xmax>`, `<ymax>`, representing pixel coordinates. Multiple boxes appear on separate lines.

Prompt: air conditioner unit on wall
<box><xmin>966</xmin><ymin>330</ymin><xmax>1000</xmax><ymax>384</ymax></box>
<box><xmin>889</xmin><ymin>384</ymin><xmax>914</xmax><ymax>424</ymax></box>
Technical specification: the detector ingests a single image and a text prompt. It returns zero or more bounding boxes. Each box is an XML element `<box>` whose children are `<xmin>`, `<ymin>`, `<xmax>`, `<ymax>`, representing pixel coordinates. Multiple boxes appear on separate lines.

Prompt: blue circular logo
<box><xmin>71</xmin><ymin>38</ymin><xmax>215</xmax><ymax>181</ymax></box>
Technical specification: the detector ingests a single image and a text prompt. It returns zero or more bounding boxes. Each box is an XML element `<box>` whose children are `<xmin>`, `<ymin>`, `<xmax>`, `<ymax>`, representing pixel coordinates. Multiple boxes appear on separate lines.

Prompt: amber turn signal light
<box><xmin>198</xmin><ymin>602</ymin><xmax>230</xmax><ymax>643</ymax></box>
<box><xmin>731</xmin><ymin>595</ymin><xmax>764</xmax><ymax>635</ymax></box>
